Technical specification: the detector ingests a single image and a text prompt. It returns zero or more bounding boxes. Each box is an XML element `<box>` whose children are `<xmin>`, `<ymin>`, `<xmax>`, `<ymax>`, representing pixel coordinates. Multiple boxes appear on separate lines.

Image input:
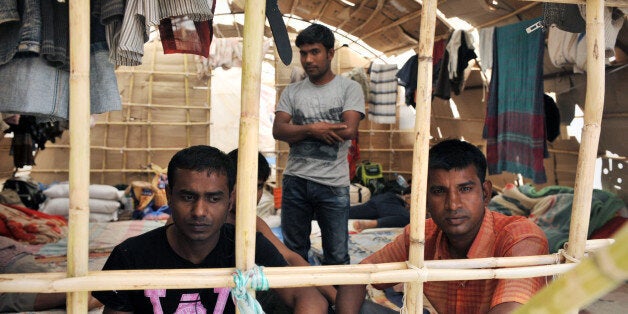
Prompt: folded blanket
<box><xmin>0</xmin><ymin>204</ymin><xmax>67</xmax><ymax>244</ymax></box>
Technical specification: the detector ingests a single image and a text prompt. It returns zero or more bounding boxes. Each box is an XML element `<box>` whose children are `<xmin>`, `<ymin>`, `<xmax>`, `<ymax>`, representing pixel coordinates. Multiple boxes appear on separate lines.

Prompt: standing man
<box><xmin>273</xmin><ymin>24</ymin><xmax>365</xmax><ymax>266</ymax></box>
<box><xmin>92</xmin><ymin>146</ymin><xmax>328</xmax><ymax>313</ymax></box>
<box><xmin>336</xmin><ymin>139</ymin><xmax>549</xmax><ymax>314</ymax></box>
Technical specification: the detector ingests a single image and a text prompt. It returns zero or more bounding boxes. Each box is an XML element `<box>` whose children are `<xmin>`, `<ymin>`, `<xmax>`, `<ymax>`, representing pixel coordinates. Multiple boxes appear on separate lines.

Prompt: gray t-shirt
<box><xmin>276</xmin><ymin>75</ymin><xmax>365</xmax><ymax>187</ymax></box>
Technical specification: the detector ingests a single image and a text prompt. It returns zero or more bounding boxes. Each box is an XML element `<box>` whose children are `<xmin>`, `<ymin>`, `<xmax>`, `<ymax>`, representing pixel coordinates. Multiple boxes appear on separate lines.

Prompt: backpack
<box><xmin>2</xmin><ymin>176</ymin><xmax>46</xmax><ymax>209</ymax></box>
<box><xmin>354</xmin><ymin>161</ymin><xmax>386</xmax><ymax>195</ymax></box>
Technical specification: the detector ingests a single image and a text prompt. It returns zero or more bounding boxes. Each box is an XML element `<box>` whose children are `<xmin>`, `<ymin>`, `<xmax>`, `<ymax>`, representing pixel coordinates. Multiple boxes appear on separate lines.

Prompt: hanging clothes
<box><xmin>159</xmin><ymin>0</ymin><xmax>216</xmax><ymax>58</ymax></box>
<box><xmin>446</xmin><ymin>30</ymin><xmax>477</xmax><ymax>95</ymax></box>
<box><xmin>484</xmin><ymin>18</ymin><xmax>547</xmax><ymax>184</ymax></box>
<box><xmin>478</xmin><ymin>27</ymin><xmax>494</xmax><ymax>73</ymax></box>
<box><xmin>396</xmin><ymin>39</ymin><xmax>446</xmax><ymax>107</ymax></box>
<box><xmin>368</xmin><ymin>63</ymin><xmax>398</xmax><ymax>124</ymax></box>
<box><xmin>343</xmin><ymin>67</ymin><xmax>370</xmax><ymax>101</ymax></box>
<box><xmin>114</xmin><ymin>0</ymin><xmax>215</xmax><ymax>66</ymax></box>
<box><xmin>0</xmin><ymin>0</ymin><xmax>42</xmax><ymax>66</ymax></box>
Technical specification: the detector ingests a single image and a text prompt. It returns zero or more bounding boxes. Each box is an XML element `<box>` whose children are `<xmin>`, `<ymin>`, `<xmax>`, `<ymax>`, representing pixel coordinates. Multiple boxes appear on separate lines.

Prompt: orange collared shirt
<box><xmin>361</xmin><ymin>209</ymin><xmax>549</xmax><ymax>314</ymax></box>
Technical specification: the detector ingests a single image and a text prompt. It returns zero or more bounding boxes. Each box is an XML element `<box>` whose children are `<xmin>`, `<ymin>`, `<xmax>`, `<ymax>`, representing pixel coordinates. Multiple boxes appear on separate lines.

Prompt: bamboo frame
<box><xmin>566</xmin><ymin>0</ymin><xmax>606</xmax><ymax>263</ymax></box>
<box><xmin>234</xmin><ymin>0</ymin><xmax>266</xmax><ymax>306</ymax></box>
<box><xmin>3</xmin><ymin>0</ymin><xmax>618</xmax><ymax>313</ymax></box>
<box><xmin>67</xmin><ymin>0</ymin><xmax>91</xmax><ymax>312</ymax></box>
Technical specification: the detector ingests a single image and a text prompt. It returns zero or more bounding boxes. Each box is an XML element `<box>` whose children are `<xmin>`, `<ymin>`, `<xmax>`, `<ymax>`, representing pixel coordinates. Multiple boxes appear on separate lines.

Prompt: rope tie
<box><xmin>593</xmin><ymin>249</ymin><xmax>628</xmax><ymax>281</ymax></box>
<box><xmin>400</xmin><ymin>262</ymin><xmax>428</xmax><ymax>314</ymax></box>
<box><xmin>558</xmin><ymin>249</ymin><xmax>580</xmax><ymax>264</ymax></box>
<box><xmin>231</xmin><ymin>265</ymin><xmax>269</xmax><ymax>314</ymax></box>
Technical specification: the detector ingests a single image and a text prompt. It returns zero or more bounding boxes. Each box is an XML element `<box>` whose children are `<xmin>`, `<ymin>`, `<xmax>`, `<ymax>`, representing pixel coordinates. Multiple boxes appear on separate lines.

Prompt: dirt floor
<box><xmin>581</xmin><ymin>283</ymin><xmax>628</xmax><ymax>314</ymax></box>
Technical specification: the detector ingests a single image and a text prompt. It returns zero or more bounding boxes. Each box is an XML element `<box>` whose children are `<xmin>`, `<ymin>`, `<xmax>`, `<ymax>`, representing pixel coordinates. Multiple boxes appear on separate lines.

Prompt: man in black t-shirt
<box><xmin>93</xmin><ymin>146</ymin><xmax>328</xmax><ymax>313</ymax></box>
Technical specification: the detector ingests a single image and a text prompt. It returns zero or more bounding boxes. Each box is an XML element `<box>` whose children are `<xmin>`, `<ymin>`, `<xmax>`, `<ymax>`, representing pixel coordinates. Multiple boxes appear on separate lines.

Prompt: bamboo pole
<box><xmin>67</xmin><ymin>0</ymin><xmax>91</xmax><ymax>312</ymax></box>
<box><xmin>119</xmin><ymin>102</ymin><xmax>210</xmax><ymax>110</ymax></box>
<box><xmin>146</xmin><ymin>42</ymin><xmax>158</xmax><ymax>167</ymax></box>
<box><xmin>405</xmin><ymin>0</ymin><xmax>438</xmax><ymax>311</ymax></box>
<box><xmin>0</xmin><ymin>262</ymin><xmax>578</xmax><ymax>294</ymax></box>
<box><xmin>121</xmin><ymin>68</ymin><xmax>135</xmax><ymax>184</ymax></box>
<box><xmin>183</xmin><ymin>54</ymin><xmax>192</xmax><ymax>147</ymax></box>
<box><xmin>1</xmin><ymin>238</ymin><xmax>613</xmax><ymax>295</ymax></box>
<box><xmin>235</xmin><ymin>0</ymin><xmax>266</xmax><ymax>305</ymax></box>
<box><xmin>566</xmin><ymin>0</ymin><xmax>606</xmax><ymax>264</ymax></box>
<box><xmin>521</xmin><ymin>0</ymin><xmax>628</xmax><ymax>7</ymax></box>
<box><xmin>101</xmin><ymin>111</ymin><xmax>110</xmax><ymax>184</ymax></box>
<box><xmin>514</xmin><ymin>226</ymin><xmax>628</xmax><ymax>314</ymax></box>
<box><xmin>206</xmin><ymin>65</ymin><xmax>212</xmax><ymax>145</ymax></box>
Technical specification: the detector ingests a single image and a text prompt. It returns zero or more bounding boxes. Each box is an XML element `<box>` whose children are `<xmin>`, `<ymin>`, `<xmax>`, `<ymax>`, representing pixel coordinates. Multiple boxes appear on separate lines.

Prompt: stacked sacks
<box><xmin>39</xmin><ymin>183</ymin><xmax>123</xmax><ymax>222</ymax></box>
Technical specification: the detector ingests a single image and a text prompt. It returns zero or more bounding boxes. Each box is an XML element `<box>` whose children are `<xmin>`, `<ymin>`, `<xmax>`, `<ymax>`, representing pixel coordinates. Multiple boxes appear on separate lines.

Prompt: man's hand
<box><xmin>308</xmin><ymin>122</ymin><xmax>347</xmax><ymax>144</ymax></box>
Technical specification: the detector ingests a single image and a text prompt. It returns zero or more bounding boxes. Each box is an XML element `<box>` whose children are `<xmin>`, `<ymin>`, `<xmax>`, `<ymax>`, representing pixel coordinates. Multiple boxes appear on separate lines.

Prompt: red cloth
<box><xmin>362</xmin><ymin>210</ymin><xmax>549</xmax><ymax>314</ymax></box>
<box><xmin>159</xmin><ymin>18</ymin><xmax>213</xmax><ymax>58</ymax></box>
<box><xmin>0</xmin><ymin>204</ymin><xmax>67</xmax><ymax>244</ymax></box>
<box><xmin>590</xmin><ymin>216</ymin><xmax>627</xmax><ymax>239</ymax></box>
<box><xmin>348</xmin><ymin>138</ymin><xmax>360</xmax><ymax>180</ymax></box>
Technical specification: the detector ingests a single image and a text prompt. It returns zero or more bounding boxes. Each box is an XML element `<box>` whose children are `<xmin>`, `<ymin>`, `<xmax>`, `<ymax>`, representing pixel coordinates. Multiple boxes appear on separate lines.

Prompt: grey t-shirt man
<box><xmin>276</xmin><ymin>75</ymin><xmax>365</xmax><ymax>187</ymax></box>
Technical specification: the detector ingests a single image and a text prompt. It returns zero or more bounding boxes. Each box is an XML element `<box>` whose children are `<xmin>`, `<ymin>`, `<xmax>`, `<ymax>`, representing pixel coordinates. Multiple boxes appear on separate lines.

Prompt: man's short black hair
<box><xmin>227</xmin><ymin>148</ymin><xmax>271</xmax><ymax>182</ymax></box>
<box><xmin>428</xmin><ymin>139</ymin><xmax>487</xmax><ymax>183</ymax></box>
<box><xmin>295</xmin><ymin>24</ymin><xmax>335</xmax><ymax>51</ymax></box>
<box><xmin>167</xmin><ymin>145</ymin><xmax>236</xmax><ymax>193</ymax></box>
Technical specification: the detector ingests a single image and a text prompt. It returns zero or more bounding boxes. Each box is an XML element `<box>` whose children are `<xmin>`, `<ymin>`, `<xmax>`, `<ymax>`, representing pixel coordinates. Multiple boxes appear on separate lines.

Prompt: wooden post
<box><xmin>67</xmin><ymin>0</ymin><xmax>91</xmax><ymax>312</ymax></box>
<box><xmin>406</xmin><ymin>0</ymin><xmax>438</xmax><ymax>312</ymax></box>
<box><xmin>566</xmin><ymin>0</ymin><xmax>605</xmax><ymax>262</ymax></box>
<box><xmin>235</xmin><ymin>0</ymin><xmax>266</xmax><ymax>298</ymax></box>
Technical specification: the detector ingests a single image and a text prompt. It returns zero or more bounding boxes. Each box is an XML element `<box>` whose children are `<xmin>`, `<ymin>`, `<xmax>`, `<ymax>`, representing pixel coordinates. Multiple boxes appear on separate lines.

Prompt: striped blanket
<box><xmin>368</xmin><ymin>64</ymin><xmax>398</xmax><ymax>124</ymax></box>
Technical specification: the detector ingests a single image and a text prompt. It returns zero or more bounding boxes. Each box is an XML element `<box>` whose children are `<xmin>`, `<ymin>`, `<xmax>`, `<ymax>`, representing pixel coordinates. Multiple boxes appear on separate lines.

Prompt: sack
<box><xmin>2</xmin><ymin>177</ymin><xmax>46</xmax><ymax>209</ymax></box>
<box><xmin>350</xmin><ymin>183</ymin><xmax>371</xmax><ymax>205</ymax></box>
<box><xmin>354</xmin><ymin>161</ymin><xmax>385</xmax><ymax>195</ymax></box>
<box><xmin>0</xmin><ymin>189</ymin><xmax>24</xmax><ymax>206</ymax></box>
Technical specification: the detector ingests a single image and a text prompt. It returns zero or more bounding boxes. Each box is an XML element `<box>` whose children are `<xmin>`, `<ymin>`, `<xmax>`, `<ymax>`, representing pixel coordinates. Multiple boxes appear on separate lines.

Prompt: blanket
<box><xmin>0</xmin><ymin>203</ymin><xmax>67</xmax><ymax>244</ymax></box>
<box><xmin>489</xmin><ymin>184</ymin><xmax>626</xmax><ymax>253</ymax></box>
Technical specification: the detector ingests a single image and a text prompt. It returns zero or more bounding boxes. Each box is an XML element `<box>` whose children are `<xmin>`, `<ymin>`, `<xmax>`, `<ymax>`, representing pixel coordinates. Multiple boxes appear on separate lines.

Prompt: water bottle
<box><xmin>395</xmin><ymin>173</ymin><xmax>409</xmax><ymax>189</ymax></box>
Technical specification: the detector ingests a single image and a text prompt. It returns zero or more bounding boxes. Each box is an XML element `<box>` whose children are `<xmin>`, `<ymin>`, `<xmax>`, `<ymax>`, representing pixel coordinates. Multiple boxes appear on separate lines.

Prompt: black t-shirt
<box><xmin>92</xmin><ymin>224</ymin><xmax>288</xmax><ymax>313</ymax></box>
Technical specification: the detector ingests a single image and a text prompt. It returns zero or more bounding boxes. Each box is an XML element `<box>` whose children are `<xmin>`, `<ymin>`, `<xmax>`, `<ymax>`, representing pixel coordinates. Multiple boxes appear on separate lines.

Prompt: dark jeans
<box><xmin>281</xmin><ymin>175</ymin><xmax>350</xmax><ymax>265</ymax></box>
<box><xmin>349</xmin><ymin>192</ymin><xmax>409</xmax><ymax>228</ymax></box>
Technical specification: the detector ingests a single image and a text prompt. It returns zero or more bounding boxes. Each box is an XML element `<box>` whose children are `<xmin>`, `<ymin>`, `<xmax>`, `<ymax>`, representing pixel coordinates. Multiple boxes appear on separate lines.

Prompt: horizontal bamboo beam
<box><xmin>44</xmin><ymin>145</ymin><xmax>184</xmax><ymax>152</ymax></box>
<box><xmin>0</xmin><ymin>262</ymin><xmax>577</xmax><ymax>294</ymax></box>
<box><xmin>93</xmin><ymin>121</ymin><xmax>210</xmax><ymax>126</ymax></box>
<box><xmin>3</xmin><ymin>240</ymin><xmax>611</xmax><ymax>293</ymax></box>
<box><xmin>521</xmin><ymin>0</ymin><xmax>628</xmax><ymax>7</ymax></box>
<box><xmin>121</xmin><ymin>102</ymin><xmax>210</xmax><ymax>110</ymax></box>
<box><xmin>115</xmin><ymin>69</ymin><xmax>197</xmax><ymax>76</ymax></box>
<box><xmin>30</xmin><ymin>169</ymin><xmax>155</xmax><ymax>173</ymax></box>
<box><xmin>473</xmin><ymin>3</ymin><xmax>540</xmax><ymax>30</ymax></box>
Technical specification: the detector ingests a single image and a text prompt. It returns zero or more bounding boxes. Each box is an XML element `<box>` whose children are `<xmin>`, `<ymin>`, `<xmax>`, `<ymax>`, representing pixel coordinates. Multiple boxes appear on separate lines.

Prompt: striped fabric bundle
<box><xmin>484</xmin><ymin>18</ymin><xmax>547</xmax><ymax>183</ymax></box>
<box><xmin>114</xmin><ymin>0</ymin><xmax>216</xmax><ymax>66</ymax></box>
<box><xmin>368</xmin><ymin>64</ymin><xmax>398</xmax><ymax>124</ymax></box>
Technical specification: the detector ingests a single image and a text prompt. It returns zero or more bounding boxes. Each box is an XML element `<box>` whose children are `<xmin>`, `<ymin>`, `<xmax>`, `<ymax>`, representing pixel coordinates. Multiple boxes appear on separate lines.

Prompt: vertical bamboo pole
<box><xmin>122</xmin><ymin>70</ymin><xmax>135</xmax><ymax>184</ymax></box>
<box><xmin>67</xmin><ymin>0</ymin><xmax>91</xmax><ymax>312</ymax></box>
<box><xmin>206</xmin><ymin>65</ymin><xmax>212</xmax><ymax>145</ymax></box>
<box><xmin>235</xmin><ymin>0</ymin><xmax>266</xmax><ymax>294</ymax></box>
<box><xmin>183</xmin><ymin>55</ymin><xmax>192</xmax><ymax>147</ymax></box>
<box><xmin>566</xmin><ymin>0</ymin><xmax>605</xmax><ymax>262</ymax></box>
<box><xmin>406</xmin><ymin>0</ymin><xmax>438</xmax><ymax>312</ymax></box>
<box><xmin>147</xmin><ymin>43</ymin><xmax>157</xmax><ymax>167</ymax></box>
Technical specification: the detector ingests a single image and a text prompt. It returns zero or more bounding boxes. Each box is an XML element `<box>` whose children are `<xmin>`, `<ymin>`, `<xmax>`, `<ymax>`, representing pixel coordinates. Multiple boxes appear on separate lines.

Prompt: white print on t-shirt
<box><xmin>144</xmin><ymin>288</ymin><xmax>231</xmax><ymax>314</ymax></box>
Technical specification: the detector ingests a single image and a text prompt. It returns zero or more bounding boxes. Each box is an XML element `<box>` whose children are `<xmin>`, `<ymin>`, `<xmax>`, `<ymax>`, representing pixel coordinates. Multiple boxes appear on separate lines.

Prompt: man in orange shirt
<box><xmin>336</xmin><ymin>139</ymin><xmax>549</xmax><ymax>314</ymax></box>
